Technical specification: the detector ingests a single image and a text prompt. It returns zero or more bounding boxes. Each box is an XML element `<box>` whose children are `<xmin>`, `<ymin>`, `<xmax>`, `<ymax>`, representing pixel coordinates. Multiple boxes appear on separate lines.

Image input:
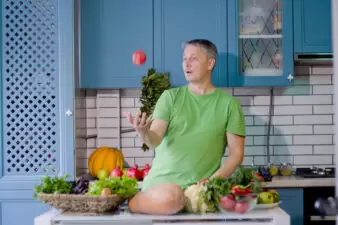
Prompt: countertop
<box><xmin>263</xmin><ymin>175</ymin><xmax>335</xmax><ymax>188</ymax></box>
<box><xmin>137</xmin><ymin>175</ymin><xmax>335</xmax><ymax>189</ymax></box>
<box><xmin>35</xmin><ymin>207</ymin><xmax>290</xmax><ymax>225</ymax></box>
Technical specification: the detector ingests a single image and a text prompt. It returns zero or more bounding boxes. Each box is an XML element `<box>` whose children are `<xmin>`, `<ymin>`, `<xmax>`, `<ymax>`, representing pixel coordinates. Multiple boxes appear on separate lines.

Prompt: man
<box><xmin>125</xmin><ymin>39</ymin><xmax>246</xmax><ymax>215</ymax></box>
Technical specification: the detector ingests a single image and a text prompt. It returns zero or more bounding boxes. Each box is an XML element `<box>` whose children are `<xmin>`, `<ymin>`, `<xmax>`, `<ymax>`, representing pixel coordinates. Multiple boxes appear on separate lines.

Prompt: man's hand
<box><xmin>125</xmin><ymin>111</ymin><xmax>152</xmax><ymax>136</ymax></box>
<box><xmin>124</xmin><ymin>111</ymin><xmax>168</xmax><ymax>149</ymax></box>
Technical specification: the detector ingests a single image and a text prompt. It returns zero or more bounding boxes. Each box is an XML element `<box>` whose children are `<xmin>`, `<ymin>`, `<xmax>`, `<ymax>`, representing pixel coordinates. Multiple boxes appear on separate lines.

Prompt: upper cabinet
<box><xmin>293</xmin><ymin>0</ymin><xmax>332</xmax><ymax>54</ymax></box>
<box><xmin>80</xmin><ymin>0</ymin><xmax>154</xmax><ymax>88</ymax></box>
<box><xmin>79</xmin><ymin>0</ymin><xmax>332</xmax><ymax>88</ymax></box>
<box><xmin>228</xmin><ymin>0</ymin><xmax>294</xmax><ymax>87</ymax></box>
<box><xmin>154</xmin><ymin>0</ymin><xmax>228</xmax><ymax>87</ymax></box>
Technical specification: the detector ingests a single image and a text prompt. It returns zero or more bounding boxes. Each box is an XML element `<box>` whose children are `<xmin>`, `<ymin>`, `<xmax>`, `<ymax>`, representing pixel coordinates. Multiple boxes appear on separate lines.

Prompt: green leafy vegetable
<box><xmin>139</xmin><ymin>68</ymin><xmax>171</xmax><ymax>151</ymax></box>
<box><xmin>189</xmin><ymin>165</ymin><xmax>263</xmax><ymax>212</ymax></box>
<box><xmin>87</xmin><ymin>176</ymin><xmax>138</xmax><ymax>199</ymax></box>
<box><xmin>34</xmin><ymin>173</ymin><xmax>73</xmax><ymax>198</ymax></box>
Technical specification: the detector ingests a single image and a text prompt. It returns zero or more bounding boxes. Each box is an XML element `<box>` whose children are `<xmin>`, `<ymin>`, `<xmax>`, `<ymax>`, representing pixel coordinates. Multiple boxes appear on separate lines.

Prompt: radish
<box><xmin>126</xmin><ymin>164</ymin><xmax>142</xmax><ymax>180</ymax></box>
<box><xmin>109</xmin><ymin>166</ymin><xmax>124</xmax><ymax>178</ymax></box>
<box><xmin>220</xmin><ymin>195</ymin><xmax>236</xmax><ymax>211</ymax></box>
<box><xmin>141</xmin><ymin>163</ymin><xmax>151</xmax><ymax>179</ymax></box>
<box><xmin>234</xmin><ymin>201</ymin><xmax>249</xmax><ymax>214</ymax></box>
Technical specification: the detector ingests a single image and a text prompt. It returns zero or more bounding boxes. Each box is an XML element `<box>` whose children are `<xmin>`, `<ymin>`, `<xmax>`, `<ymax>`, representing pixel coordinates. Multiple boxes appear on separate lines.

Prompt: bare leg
<box><xmin>128</xmin><ymin>183</ymin><xmax>185</xmax><ymax>215</ymax></box>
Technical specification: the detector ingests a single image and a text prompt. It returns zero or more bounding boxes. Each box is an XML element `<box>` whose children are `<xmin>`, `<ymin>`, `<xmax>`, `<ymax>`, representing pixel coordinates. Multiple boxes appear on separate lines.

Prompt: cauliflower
<box><xmin>184</xmin><ymin>183</ymin><xmax>217</xmax><ymax>214</ymax></box>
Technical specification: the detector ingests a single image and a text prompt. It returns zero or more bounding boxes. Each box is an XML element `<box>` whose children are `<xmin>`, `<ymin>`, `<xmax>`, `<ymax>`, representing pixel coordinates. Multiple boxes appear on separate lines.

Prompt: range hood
<box><xmin>294</xmin><ymin>53</ymin><xmax>333</xmax><ymax>64</ymax></box>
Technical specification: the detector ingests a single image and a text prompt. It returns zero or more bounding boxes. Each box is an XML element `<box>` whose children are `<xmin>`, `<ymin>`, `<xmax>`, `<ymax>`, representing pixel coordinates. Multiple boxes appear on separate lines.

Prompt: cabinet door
<box><xmin>154</xmin><ymin>0</ymin><xmax>227</xmax><ymax>87</ymax></box>
<box><xmin>80</xmin><ymin>0</ymin><xmax>154</xmax><ymax>88</ymax></box>
<box><xmin>276</xmin><ymin>188</ymin><xmax>304</xmax><ymax>225</ymax></box>
<box><xmin>0</xmin><ymin>0</ymin><xmax>75</xmax><ymax>225</ymax></box>
<box><xmin>293</xmin><ymin>0</ymin><xmax>332</xmax><ymax>53</ymax></box>
<box><xmin>228</xmin><ymin>0</ymin><xmax>294</xmax><ymax>87</ymax></box>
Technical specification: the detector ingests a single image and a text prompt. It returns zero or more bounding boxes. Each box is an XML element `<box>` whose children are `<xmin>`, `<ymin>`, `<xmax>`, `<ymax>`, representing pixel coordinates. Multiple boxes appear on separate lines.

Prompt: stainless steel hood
<box><xmin>294</xmin><ymin>53</ymin><xmax>333</xmax><ymax>64</ymax></box>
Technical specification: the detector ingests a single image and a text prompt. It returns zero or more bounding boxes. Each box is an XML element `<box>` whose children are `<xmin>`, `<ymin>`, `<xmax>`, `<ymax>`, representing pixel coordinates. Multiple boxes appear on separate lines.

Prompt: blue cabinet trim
<box><xmin>0</xmin><ymin>0</ymin><xmax>3</xmax><ymax>179</ymax></box>
<box><xmin>58</xmin><ymin>0</ymin><xmax>76</xmax><ymax>179</ymax></box>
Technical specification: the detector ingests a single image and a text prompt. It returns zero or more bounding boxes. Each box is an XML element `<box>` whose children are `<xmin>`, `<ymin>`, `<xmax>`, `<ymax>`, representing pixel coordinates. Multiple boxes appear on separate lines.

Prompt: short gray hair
<box><xmin>182</xmin><ymin>39</ymin><xmax>218</xmax><ymax>61</ymax></box>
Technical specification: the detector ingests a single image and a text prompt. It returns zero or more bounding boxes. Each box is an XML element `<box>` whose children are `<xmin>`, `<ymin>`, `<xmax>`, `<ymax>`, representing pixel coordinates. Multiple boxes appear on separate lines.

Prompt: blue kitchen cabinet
<box><xmin>293</xmin><ymin>0</ymin><xmax>332</xmax><ymax>54</ymax></box>
<box><xmin>0</xmin><ymin>0</ymin><xmax>75</xmax><ymax>225</ymax></box>
<box><xmin>227</xmin><ymin>0</ymin><xmax>294</xmax><ymax>87</ymax></box>
<box><xmin>276</xmin><ymin>188</ymin><xmax>304</xmax><ymax>225</ymax></box>
<box><xmin>153</xmin><ymin>0</ymin><xmax>228</xmax><ymax>87</ymax></box>
<box><xmin>80</xmin><ymin>0</ymin><xmax>154</xmax><ymax>88</ymax></box>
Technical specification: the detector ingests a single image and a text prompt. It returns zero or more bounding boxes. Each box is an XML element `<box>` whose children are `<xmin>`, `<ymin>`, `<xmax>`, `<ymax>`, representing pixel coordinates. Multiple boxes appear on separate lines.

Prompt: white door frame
<box><xmin>333</xmin><ymin>0</ymin><xmax>338</xmax><ymax>204</ymax></box>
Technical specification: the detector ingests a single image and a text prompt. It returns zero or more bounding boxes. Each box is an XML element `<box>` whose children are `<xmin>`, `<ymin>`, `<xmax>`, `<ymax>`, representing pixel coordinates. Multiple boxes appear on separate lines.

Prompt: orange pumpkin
<box><xmin>88</xmin><ymin>146</ymin><xmax>124</xmax><ymax>178</ymax></box>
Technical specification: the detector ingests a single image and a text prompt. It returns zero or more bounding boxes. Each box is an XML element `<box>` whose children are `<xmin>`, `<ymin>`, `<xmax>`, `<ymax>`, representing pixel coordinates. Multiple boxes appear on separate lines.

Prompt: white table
<box><xmin>34</xmin><ymin>207</ymin><xmax>290</xmax><ymax>225</ymax></box>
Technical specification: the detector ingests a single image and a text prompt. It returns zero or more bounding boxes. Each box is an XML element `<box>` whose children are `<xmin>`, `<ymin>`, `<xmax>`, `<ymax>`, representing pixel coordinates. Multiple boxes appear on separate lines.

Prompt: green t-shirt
<box><xmin>141</xmin><ymin>85</ymin><xmax>245</xmax><ymax>191</ymax></box>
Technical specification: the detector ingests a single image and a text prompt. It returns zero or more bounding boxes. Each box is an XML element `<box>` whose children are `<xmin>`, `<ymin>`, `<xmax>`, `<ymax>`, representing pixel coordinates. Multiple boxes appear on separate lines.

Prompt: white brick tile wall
<box><xmin>254</xmin><ymin>135</ymin><xmax>293</xmax><ymax>145</ymax></box>
<box><xmin>254</xmin><ymin>96</ymin><xmax>292</xmax><ymax>105</ymax></box>
<box><xmin>245</xmin><ymin>116</ymin><xmax>254</xmax><ymax>125</ymax></box>
<box><xmin>293</xmin><ymin>135</ymin><xmax>333</xmax><ymax>145</ymax></box>
<box><xmin>311</xmin><ymin>65</ymin><xmax>333</xmax><ymax>75</ymax></box>
<box><xmin>245</xmin><ymin>126</ymin><xmax>271</xmax><ymax>135</ymax></box>
<box><xmin>294</xmin><ymin>155</ymin><xmax>332</xmax><ymax>165</ymax></box>
<box><xmin>254</xmin><ymin>115</ymin><xmax>293</xmax><ymax>125</ymax></box>
<box><xmin>75</xmin><ymin>64</ymin><xmax>336</xmax><ymax>174</ymax></box>
<box><xmin>294</xmin><ymin>115</ymin><xmax>333</xmax><ymax>124</ymax></box>
<box><xmin>308</xmin><ymin>74</ymin><xmax>332</xmax><ymax>84</ymax></box>
<box><xmin>293</xmin><ymin>95</ymin><xmax>332</xmax><ymax>105</ymax></box>
<box><xmin>273</xmin><ymin>146</ymin><xmax>313</xmax><ymax>155</ymax></box>
<box><xmin>314</xmin><ymin>125</ymin><xmax>335</xmax><ymax>134</ymax></box>
<box><xmin>313</xmin><ymin>105</ymin><xmax>334</xmax><ymax>114</ymax></box>
<box><xmin>245</xmin><ymin>136</ymin><xmax>254</xmax><ymax>146</ymax></box>
<box><xmin>135</xmin><ymin>157</ymin><xmax>153</xmax><ymax>167</ymax></box>
<box><xmin>314</xmin><ymin>145</ymin><xmax>334</xmax><ymax>154</ymax></box>
<box><xmin>244</xmin><ymin>146</ymin><xmax>266</xmax><ymax>155</ymax></box>
<box><xmin>313</xmin><ymin>85</ymin><xmax>334</xmax><ymax>95</ymax></box>
<box><xmin>242</xmin><ymin>106</ymin><xmax>270</xmax><ymax>116</ymax></box>
<box><xmin>273</xmin><ymin>105</ymin><xmax>312</xmax><ymax>115</ymax></box>
<box><xmin>273</xmin><ymin>125</ymin><xmax>313</xmax><ymax>135</ymax></box>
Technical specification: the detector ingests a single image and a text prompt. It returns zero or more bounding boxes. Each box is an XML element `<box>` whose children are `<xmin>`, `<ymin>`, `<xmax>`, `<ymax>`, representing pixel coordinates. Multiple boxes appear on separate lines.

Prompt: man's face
<box><xmin>182</xmin><ymin>45</ymin><xmax>215</xmax><ymax>82</ymax></box>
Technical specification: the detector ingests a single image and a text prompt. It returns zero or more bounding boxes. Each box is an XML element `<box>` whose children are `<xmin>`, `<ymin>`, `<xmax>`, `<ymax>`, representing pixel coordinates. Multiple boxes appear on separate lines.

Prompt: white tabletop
<box><xmin>35</xmin><ymin>207</ymin><xmax>290</xmax><ymax>225</ymax></box>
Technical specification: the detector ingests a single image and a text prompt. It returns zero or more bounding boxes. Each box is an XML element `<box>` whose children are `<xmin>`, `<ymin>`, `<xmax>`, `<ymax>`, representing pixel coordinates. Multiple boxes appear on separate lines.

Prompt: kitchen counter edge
<box><xmin>137</xmin><ymin>176</ymin><xmax>335</xmax><ymax>189</ymax></box>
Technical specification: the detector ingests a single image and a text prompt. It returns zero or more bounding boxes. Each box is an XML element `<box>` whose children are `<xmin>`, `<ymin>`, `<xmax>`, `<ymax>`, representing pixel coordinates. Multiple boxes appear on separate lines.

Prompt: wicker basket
<box><xmin>38</xmin><ymin>193</ymin><xmax>125</xmax><ymax>214</ymax></box>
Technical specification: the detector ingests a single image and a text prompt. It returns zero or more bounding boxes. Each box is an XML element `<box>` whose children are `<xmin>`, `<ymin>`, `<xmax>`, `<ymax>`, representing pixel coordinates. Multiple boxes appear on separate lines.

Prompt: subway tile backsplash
<box><xmin>75</xmin><ymin>64</ymin><xmax>335</xmax><ymax>176</ymax></box>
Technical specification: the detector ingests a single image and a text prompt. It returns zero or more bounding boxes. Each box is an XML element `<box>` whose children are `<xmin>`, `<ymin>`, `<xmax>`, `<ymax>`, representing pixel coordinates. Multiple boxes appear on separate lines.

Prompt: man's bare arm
<box><xmin>211</xmin><ymin>133</ymin><xmax>245</xmax><ymax>178</ymax></box>
<box><xmin>140</xmin><ymin>119</ymin><xmax>168</xmax><ymax>149</ymax></box>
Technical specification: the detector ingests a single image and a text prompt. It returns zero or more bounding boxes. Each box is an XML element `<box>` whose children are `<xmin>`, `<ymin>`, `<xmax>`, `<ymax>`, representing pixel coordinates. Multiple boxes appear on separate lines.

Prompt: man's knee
<box><xmin>148</xmin><ymin>183</ymin><xmax>185</xmax><ymax>213</ymax></box>
<box><xmin>129</xmin><ymin>183</ymin><xmax>185</xmax><ymax>215</ymax></box>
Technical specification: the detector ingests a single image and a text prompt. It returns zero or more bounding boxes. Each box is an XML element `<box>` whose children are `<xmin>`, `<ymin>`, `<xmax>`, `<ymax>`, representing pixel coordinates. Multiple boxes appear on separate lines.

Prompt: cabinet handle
<box><xmin>287</xmin><ymin>74</ymin><xmax>294</xmax><ymax>82</ymax></box>
<box><xmin>65</xmin><ymin>109</ymin><xmax>73</xmax><ymax>116</ymax></box>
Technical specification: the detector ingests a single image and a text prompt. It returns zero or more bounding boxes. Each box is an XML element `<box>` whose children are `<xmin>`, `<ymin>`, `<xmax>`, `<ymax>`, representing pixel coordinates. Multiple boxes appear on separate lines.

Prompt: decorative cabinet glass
<box><xmin>228</xmin><ymin>0</ymin><xmax>294</xmax><ymax>87</ymax></box>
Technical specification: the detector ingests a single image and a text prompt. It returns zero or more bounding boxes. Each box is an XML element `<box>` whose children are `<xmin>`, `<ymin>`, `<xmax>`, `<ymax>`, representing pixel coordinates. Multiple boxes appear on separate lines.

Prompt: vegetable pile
<box><xmin>87</xmin><ymin>176</ymin><xmax>138</xmax><ymax>199</ymax></box>
<box><xmin>183</xmin><ymin>166</ymin><xmax>264</xmax><ymax>214</ymax></box>
<box><xmin>34</xmin><ymin>173</ymin><xmax>73</xmax><ymax>198</ymax></box>
<box><xmin>34</xmin><ymin>173</ymin><xmax>138</xmax><ymax>200</ymax></box>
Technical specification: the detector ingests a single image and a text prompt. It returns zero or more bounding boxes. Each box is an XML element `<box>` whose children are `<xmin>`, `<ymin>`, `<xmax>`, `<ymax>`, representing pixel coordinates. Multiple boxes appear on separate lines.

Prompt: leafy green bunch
<box><xmin>199</xmin><ymin>166</ymin><xmax>263</xmax><ymax>208</ymax></box>
<box><xmin>87</xmin><ymin>176</ymin><xmax>138</xmax><ymax>199</ymax></box>
<box><xmin>139</xmin><ymin>68</ymin><xmax>171</xmax><ymax>151</ymax></box>
<box><xmin>34</xmin><ymin>173</ymin><xmax>73</xmax><ymax>198</ymax></box>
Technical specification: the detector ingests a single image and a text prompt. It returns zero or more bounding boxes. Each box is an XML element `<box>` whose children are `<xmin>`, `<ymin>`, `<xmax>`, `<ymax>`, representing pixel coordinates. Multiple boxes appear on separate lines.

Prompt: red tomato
<box><xmin>132</xmin><ymin>50</ymin><xmax>146</xmax><ymax>65</ymax></box>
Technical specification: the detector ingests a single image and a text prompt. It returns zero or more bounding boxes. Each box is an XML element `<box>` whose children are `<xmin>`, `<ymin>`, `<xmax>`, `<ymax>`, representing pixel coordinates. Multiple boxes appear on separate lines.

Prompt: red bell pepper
<box><xmin>232</xmin><ymin>185</ymin><xmax>252</xmax><ymax>196</ymax></box>
<box><xmin>199</xmin><ymin>178</ymin><xmax>209</xmax><ymax>184</ymax></box>
<box><xmin>251</xmin><ymin>172</ymin><xmax>264</xmax><ymax>182</ymax></box>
